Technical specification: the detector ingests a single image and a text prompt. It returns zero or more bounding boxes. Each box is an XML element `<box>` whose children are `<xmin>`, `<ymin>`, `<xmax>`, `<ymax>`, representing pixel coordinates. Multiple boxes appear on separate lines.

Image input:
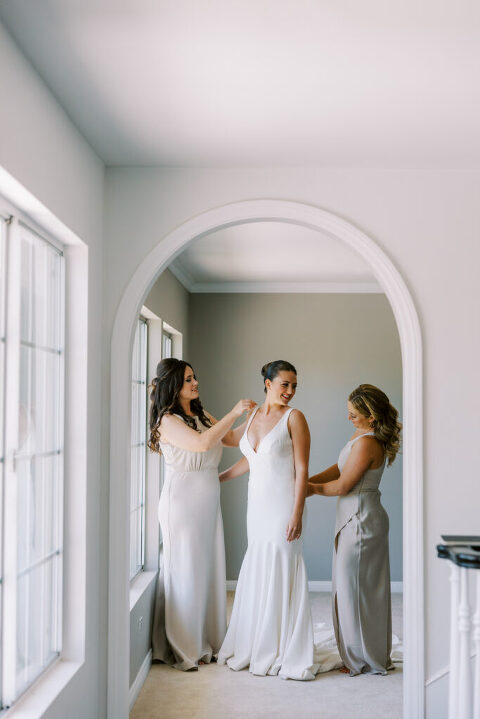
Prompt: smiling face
<box><xmin>347</xmin><ymin>400</ymin><xmax>373</xmax><ymax>432</ymax></box>
<box><xmin>265</xmin><ymin>370</ymin><xmax>297</xmax><ymax>406</ymax></box>
<box><xmin>178</xmin><ymin>365</ymin><xmax>199</xmax><ymax>404</ymax></box>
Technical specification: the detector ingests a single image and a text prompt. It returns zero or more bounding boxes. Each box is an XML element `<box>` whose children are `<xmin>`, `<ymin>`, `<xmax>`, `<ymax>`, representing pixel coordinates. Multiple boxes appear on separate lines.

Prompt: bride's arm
<box><xmin>219</xmin><ymin>456</ymin><xmax>249</xmax><ymax>482</ymax></box>
<box><xmin>286</xmin><ymin>409</ymin><xmax>310</xmax><ymax>542</ymax></box>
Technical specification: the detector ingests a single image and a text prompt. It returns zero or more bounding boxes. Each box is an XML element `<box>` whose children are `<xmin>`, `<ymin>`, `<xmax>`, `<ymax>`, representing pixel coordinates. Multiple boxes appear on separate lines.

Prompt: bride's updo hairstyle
<box><xmin>348</xmin><ymin>384</ymin><xmax>402</xmax><ymax>466</ymax></box>
<box><xmin>148</xmin><ymin>358</ymin><xmax>212</xmax><ymax>453</ymax></box>
<box><xmin>261</xmin><ymin>360</ymin><xmax>297</xmax><ymax>393</ymax></box>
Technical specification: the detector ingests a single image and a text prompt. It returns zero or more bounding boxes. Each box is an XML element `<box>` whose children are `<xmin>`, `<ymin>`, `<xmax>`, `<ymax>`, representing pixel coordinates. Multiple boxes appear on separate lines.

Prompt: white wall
<box><xmin>105</xmin><ymin>166</ymin><xmax>480</xmax><ymax>716</ymax></box>
<box><xmin>0</xmin><ymin>22</ymin><xmax>106</xmax><ymax>719</ymax></box>
<box><xmin>188</xmin><ymin>292</ymin><xmax>402</xmax><ymax>581</ymax></box>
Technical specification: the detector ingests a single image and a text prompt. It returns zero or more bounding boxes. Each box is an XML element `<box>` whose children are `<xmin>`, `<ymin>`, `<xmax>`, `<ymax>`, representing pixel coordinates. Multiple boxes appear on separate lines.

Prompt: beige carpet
<box><xmin>130</xmin><ymin>592</ymin><xmax>403</xmax><ymax>719</ymax></box>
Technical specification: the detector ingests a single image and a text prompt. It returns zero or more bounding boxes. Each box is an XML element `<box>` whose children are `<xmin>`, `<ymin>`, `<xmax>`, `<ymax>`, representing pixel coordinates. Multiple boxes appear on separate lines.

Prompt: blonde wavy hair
<box><xmin>348</xmin><ymin>384</ymin><xmax>402</xmax><ymax>466</ymax></box>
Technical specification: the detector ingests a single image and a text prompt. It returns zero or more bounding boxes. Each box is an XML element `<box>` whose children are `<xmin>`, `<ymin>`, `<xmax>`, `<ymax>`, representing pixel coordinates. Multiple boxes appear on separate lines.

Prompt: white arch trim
<box><xmin>108</xmin><ymin>200</ymin><xmax>423</xmax><ymax>719</ymax></box>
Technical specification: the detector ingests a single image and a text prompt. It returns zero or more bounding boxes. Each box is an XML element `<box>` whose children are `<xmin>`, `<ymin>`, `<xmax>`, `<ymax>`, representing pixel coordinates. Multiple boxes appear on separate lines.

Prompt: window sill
<box><xmin>5</xmin><ymin>659</ymin><xmax>83</xmax><ymax>719</ymax></box>
<box><xmin>129</xmin><ymin>570</ymin><xmax>157</xmax><ymax>612</ymax></box>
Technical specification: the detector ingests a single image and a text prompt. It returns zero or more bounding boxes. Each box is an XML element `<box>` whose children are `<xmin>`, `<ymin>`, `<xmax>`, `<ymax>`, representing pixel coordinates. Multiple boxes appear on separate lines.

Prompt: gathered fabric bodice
<box><xmin>159</xmin><ymin>415</ymin><xmax>222</xmax><ymax>473</ymax></box>
<box><xmin>335</xmin><ymin>432</ymin><xmax>386</xmax><ymax>536</ymax></box>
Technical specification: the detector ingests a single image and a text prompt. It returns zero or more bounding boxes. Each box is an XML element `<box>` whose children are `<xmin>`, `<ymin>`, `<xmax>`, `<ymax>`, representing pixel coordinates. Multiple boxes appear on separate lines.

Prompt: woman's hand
<box><xmin>286</xmin><ymin>512</ymin><xmax>303</xmax><ymax>542</ymax></box>
<box><xmin>306</xmin><ymin>482</ymin><xmax>317</xmax><ymax>497</ymax></box>
<box><xmin>231</xmin><ymin>399</ymin><xmax>256</xmax><ymax>418</ymax></box>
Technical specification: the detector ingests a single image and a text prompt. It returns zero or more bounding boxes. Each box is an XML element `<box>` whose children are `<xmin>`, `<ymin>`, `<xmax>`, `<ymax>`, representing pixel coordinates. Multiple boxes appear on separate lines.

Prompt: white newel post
<box><xmin>450</xmin><ymin>563</ymin><xmax>460</xmax><ymax>718</ymax></box>
<box><xmin>441</xmin><ymin>540</ymin><xmax>480</xmax><ymax>719</ymax></box>
<box><xmin>473</xmin><ymin>571</ymin><xmax>480</xmax><ymax>719</ymax></box>
<box><xmin>458</xmin><ymin>567</ymin><xmax>473</xmax><ymax>719</ymax></box>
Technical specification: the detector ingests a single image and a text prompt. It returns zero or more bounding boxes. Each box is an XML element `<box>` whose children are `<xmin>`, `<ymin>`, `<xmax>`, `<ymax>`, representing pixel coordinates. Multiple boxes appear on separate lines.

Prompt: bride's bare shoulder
<box><xmin>288</xmin><ymin>408</ymin><xmax>309</xmax><ymax>429</ymax></box>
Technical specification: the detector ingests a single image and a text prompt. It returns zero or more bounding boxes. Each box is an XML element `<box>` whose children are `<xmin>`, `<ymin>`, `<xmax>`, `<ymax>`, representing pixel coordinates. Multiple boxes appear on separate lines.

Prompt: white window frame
<box><xmin>129</xmin><ymin>310</ymin><xmax>182</xmax><ymax>597</ymax></box>
<box><xmin>1</xmin><ymin>215</ymin><xmax>65</xmax><ymax>710</ymax></box>
<box><xmin>129</xmin><ymin>317</ymin><xmax>148</xmax><ymax>582</ymax></box>
<box><xmin>0</xmin><ymin>170</ymin><xmax>88</xmax><ymax>719</ymax></box>
<box><xmin>161</xmin><ymin>321</ymin><xmax>182</xmax><ymax>362</ymax></box>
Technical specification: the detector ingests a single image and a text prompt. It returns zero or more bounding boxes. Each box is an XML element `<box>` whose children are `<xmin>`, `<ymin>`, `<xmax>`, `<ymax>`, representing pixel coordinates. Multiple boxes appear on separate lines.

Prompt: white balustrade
<box><xmin>458</xmin><ymin>567</ymin><xmax>473</xmax><ymax>719</ymax></box>
<box><xmin>449</xmin><ymin>563</ymin><xmax>460</xmax><ymax>718</ymax></box>
<box><xmin>473</xmin><ymin>571</ymin><xmax>480</xmax><ymax>719</ymax></box>
<box><xmin>442</xmin><ymin>541</ymin><xmax>480</xmax><ymax>719</ymax></box>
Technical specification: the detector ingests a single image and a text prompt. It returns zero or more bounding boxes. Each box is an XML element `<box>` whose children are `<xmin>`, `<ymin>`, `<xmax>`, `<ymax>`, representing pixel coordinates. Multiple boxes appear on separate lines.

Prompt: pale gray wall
<box><xmin>145</xmin><ymin>268</ymin><xmax>190</xmax><ymax>356</ymax></box>
<box><xmin>0</xmin><ymin>21</ymin><xmax>106</xmax><ymax>719</ymax></box>
<box><xmin>129</xmin><ymin>581</ymin><xmax>156</xmax><ymax>687</ymax></box>
<box><xmin>188</xmin><ymin>292</ymin><xmax>402</xmax><ymax>582</ymax></box>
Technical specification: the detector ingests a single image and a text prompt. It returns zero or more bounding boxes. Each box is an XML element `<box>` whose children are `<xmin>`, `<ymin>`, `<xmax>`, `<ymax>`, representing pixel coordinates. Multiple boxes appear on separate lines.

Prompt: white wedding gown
<box><xmin>218</xmin><ymin>407</ymin><xmax>342</xmax><ymax>679</ymax></box>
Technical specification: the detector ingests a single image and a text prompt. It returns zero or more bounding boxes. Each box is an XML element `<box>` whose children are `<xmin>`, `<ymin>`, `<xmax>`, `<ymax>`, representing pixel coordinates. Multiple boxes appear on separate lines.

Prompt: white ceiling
<box><xmin>1</xmin><ymin>0</ymin><xmax>479</xmax><ymax>167</ymax></box>
<box><xmin>169</xmin><ymin>222</ymin><xmax>381</xmax><ymax>292</ymax></box>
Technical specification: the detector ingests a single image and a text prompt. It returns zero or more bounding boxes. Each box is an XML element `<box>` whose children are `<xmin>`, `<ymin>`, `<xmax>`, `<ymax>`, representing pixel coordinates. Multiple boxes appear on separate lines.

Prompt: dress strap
<box><xmin>246</xmin><ymin>406</ymin><xmax>260</xmax><ymax>431</ymax></box>
<box><xmin>350</xmin><ymin>431</ymin><xmax>375</xmax><ymax>445</ymax></box>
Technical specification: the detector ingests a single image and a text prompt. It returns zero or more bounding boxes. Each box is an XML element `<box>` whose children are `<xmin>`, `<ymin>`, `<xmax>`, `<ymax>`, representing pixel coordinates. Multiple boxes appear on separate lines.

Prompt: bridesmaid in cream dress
<box><xmin>308</xmin><ymin>384</ymin><xmax>402</xmax><ymax>676</ymax></box>
<box><xmin>148</xmin><ymin>358</ymin><xmax>254</xmax><ymax>671</ymax></box>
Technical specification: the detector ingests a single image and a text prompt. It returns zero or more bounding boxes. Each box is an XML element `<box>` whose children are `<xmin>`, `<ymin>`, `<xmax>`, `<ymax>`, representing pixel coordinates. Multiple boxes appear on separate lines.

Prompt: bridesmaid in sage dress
<box><xmin>148</xmin><ymin>358</ymin><xmax>254</xmax><ymax>670</ymax></box>
<box><xmin>308</xmin><ymin>384</ymin><xmax>402</xmax><ymax>676</ymax></box>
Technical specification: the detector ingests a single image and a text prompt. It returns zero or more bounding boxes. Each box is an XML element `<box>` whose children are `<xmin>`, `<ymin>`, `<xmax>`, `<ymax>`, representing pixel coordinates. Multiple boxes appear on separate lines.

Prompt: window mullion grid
<box><xmin>39</xmin><ymin>245</ymin><xmax>48</xmax><ymax>673</ymax></box>
<box><xmin>0</xmin><ymin>221</ymin><xmax>65</xmax><ymax>707</ymax></box>
<box><xmin>0</xmin><ymin>217</ymin><xmax>7</xmax><ymax>709</ymax></box>
<box><xmin>130</xmin><ymin>325</ymin><xmax>139</xmax><ymax>579</ymax></box>
<box><xmin>2</xmin><ymin>217</ymin><xmax>21</xmax><ymax>708</ymax></box>
<box><xmin>130</xmin><ymin>319</ymin><xmax>148</xmax><ymax>580</ymax></box>
<box><xmin>56</xmin><ymin>254</ymin><xmax>65</xmax><ymax>656</ymax></box>
<box><xmin>140</xmin><ymin>320</ymin><xmax>147</xmax><ymax>570</ymax></box>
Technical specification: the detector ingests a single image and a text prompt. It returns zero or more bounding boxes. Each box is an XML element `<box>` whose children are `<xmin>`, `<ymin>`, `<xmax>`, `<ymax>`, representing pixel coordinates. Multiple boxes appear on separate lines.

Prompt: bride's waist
<box><xmin>248</xmin><ymin>471</ymin><xmax>294</xmax><ymax>484</ymax></box>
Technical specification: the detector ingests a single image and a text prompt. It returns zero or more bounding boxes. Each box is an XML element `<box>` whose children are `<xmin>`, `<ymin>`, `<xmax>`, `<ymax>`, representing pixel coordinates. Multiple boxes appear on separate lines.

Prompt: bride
<box><xmin>218</xmin><ymin>360</ymin><xmax>338</xmax><ymax>680</ymax></box>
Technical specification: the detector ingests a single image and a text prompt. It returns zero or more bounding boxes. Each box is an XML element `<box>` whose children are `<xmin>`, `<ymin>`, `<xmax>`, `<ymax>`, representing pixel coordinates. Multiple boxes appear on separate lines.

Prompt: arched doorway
<box><xmin>107</xmin><ymin>200</ymin><xmax>423</xmax><ymax>719</ymax></box>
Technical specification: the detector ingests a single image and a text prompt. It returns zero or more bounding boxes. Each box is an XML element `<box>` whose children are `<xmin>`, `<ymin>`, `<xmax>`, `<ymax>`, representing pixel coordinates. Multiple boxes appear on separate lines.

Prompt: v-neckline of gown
<box><xmin>246</xmin><ymin>406</ymin><xmax>289</xmax><ymax>454</ymax></box>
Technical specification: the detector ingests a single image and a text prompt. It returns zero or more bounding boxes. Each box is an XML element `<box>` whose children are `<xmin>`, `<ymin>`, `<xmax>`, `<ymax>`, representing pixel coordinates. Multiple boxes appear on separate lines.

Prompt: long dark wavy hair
<box><xmin>261</xmin><ymin>360</ymin><xmax>297</xmax><ymax>393</ymax></box>
<box><xmin>348</xmin><ymin>384</ymin><xmax>402</xmax><ymax>466</ymax></box>
<box><xmin>148</xmin><ymin>358</ymin><xmax>212</xmax><ymax>454</ymax></box>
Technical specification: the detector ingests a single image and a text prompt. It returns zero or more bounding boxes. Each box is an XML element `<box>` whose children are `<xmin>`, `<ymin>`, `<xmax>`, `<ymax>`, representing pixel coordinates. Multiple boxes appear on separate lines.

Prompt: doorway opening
<box><xmin>108</xmin><ymin>200</ymin><xmax>423</xmax><ymax>719</ymax></box>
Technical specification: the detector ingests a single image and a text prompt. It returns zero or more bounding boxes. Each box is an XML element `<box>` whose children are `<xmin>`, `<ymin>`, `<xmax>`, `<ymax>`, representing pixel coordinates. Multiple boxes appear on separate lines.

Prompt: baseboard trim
<box><xmin>307</xmin><ymin>581</ymin><xmax>333</xmax><ymax>592</ymax></box>
<box><xmin>227</xmin><ymin>580</ymin><xmax>403</xmax><ymax>593</ymax></box>
<box><xmin>129</xmin><ymin>649</ymin><xmax>152</xmax><ymax>711</ymax></box>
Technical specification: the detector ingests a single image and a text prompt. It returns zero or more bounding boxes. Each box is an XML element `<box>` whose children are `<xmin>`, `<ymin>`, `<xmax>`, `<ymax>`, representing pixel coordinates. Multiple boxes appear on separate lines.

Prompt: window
<box><xmin>130</xmin><ymin>318</ymin><xmax>148</xmax><ymax>581</ymax></box>
<box><xmin>162</xmin><ymin>330</ymin><xmax>173</xmax><ymax>360</ymax></box>
<box><xmin>0</xmin><ymin>217</ymin><xmax>64</xmax><ymax>709</ymax></box>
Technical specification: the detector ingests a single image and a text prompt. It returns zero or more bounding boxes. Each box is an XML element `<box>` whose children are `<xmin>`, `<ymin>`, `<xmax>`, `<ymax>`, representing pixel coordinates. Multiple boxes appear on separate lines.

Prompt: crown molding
<box><xmin>167</xmin><ymin>261</ymin><xmax>382</xmax><ymax>293</ymax></box>
<box><xmin>167</xmin><ymin>260</ymin><xmax>195</xmax><ymax>290</ymax></box>
<box><xmin>187</xmin><ymin>280</ymin><xmax>383</xmax><ymax>293</ymax></box>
